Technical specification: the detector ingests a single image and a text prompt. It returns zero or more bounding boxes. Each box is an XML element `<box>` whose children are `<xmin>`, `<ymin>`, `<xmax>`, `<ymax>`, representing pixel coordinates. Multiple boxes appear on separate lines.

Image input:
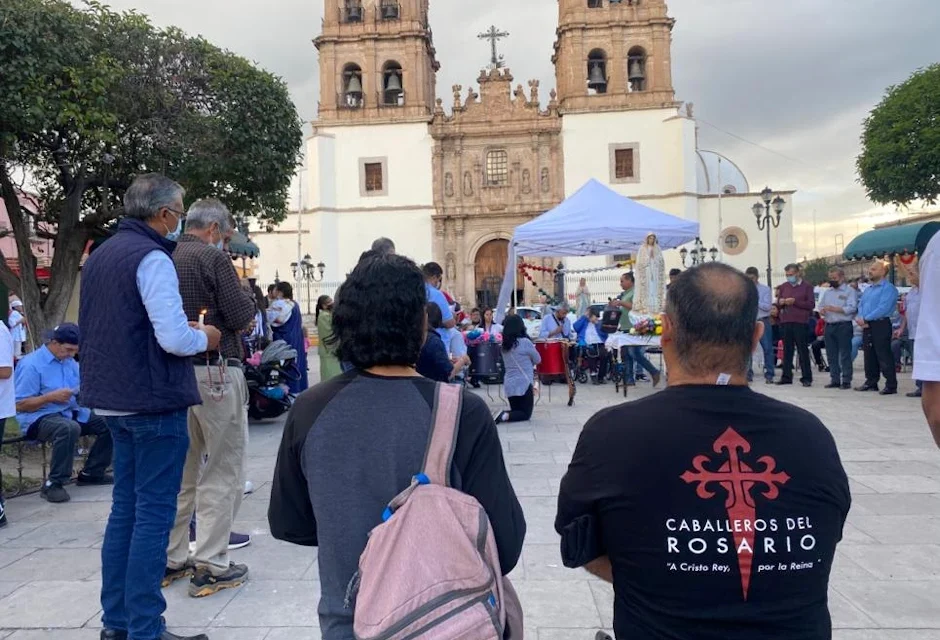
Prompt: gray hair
<box><xmin>185</xmin><ymin>198</ymin><xmax>233</xmax><ymax>233</ymax></box>
<box><xmin>124</xmin><ymin>174</ymin><xmax>185</xmax><ymax>221</ymax></box>
<box><xmin>828</xmin><ymin>266</ymin><xmax>845</xmax><ymax>277</ymax></box>
<box><xmin>371</xmin><ymin>237</ymin><xmax>396</xmax><ymax>254</ymax></box>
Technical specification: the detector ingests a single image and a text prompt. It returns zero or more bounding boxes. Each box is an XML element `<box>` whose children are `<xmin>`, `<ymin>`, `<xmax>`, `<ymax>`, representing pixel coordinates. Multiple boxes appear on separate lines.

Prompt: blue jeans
<box><xmin>749</xmin><ymin>318</ymin><xmax>775</xmax><ymax>382</ymax></box>
<box><xmin>100</xmin><ymin>410</ymin><xmax>189</xmax><ymax>640</ymax></box>
<box><xmin>824</xmin><ymin>321</ymin><xmax>854</xmax><ymax>385</ymax></box>
<box><xmin>623</xmin><ymin>347</ymin><xmax>659</xmax><ymax>383</ymax></box>
<box><xmin>851</xmin><ymin>335</ymin><xmax>863</xmax><ymax>363</ymax></box>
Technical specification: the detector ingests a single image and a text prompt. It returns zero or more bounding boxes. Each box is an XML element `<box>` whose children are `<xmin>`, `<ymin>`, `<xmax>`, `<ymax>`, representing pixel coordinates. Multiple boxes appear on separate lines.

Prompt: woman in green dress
<box><xmin>315</xmin><ymin>295</ymin><xmax>343</xmax><ymax>382</ymax></box>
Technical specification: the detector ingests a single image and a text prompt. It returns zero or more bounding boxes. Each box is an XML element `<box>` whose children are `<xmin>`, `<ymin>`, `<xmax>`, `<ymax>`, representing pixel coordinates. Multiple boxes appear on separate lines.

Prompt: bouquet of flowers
<box><xmin>464</xmin><ymin>329</ymin><xmax>503</xmax><ymax>346</ymax></box>
<box><xmin>630</xmin><ymin>316</ymin><xmax>663</xmax><ymax>336</ymax></box>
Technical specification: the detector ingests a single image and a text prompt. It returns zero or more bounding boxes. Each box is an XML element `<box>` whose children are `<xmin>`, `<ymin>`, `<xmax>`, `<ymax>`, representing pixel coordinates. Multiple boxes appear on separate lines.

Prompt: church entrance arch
<box><xmin>473</xmin><ymin>239</ymin><xmax>521</xmax><ymax>311</ymax></box>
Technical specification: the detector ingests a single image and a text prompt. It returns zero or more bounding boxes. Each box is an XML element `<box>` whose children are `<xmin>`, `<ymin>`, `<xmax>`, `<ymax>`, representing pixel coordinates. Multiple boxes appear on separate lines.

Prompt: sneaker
<box><xmin>188</xmin><ymin>562</ymin><xmax>248</xmax><ymax>598</ymax></box>
<box><xmin>493</xmin><ymin>411</ymin><xmax>506</xmax><ymax>425</ymax></box>
<box><xmin>228</xmin><ymin>532</ymin><xmax>251</xmax><ymax>550</ymax></box>
<box><xmin>40</xmin><ymin>482</ymin><xmax>70</xmax><ymax>503</ymax></box>
<box><xmin>0</xmin><ymin>500</ymin><xmax>7</xmax><ymax>528</ymax></box>
<box><xmin>244</xmin><ymin>480</ymin><xmax>255</xmax><ymax>496</ymax></box>
<box><xmin>76</xmin><ymin>471</ymin><xmax>114</xmax><ymax>486</ymax></box>
<box><xmin>162</xmin><ymin>561</ymin><xmax>195</xmax><ymax>588</ymax></box>
<box><xmin>765</xmin><ymin>378</ymin><xmax>775</xmax><ymax>385</ymax></box>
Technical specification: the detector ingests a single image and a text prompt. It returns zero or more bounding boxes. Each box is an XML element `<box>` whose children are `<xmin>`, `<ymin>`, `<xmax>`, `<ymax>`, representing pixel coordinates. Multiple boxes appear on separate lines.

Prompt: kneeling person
<box><xmin>556</xmin><ymin>263</ymin><xmax>851</xmax><ymax>639</ymax></box>
<box><xmin>14</xmin><ymin>324</ymin><xmax>113</xmax><ymax>503</ymax></box>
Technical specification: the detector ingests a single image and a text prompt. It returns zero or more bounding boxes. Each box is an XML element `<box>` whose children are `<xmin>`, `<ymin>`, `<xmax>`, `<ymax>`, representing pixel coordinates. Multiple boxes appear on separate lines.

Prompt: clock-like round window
<box><xmin>720</xmin><ymin>227</ymin><xmax>748</xmax><ymax>256</ymax></box>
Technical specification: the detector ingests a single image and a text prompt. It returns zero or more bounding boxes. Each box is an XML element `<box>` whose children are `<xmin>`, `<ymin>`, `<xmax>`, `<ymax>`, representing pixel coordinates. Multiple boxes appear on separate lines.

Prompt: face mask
<box><xmin>164</xmin><ymin>213</ymin><xmax>183</xmax><ymax>242</ymax></box>
<box><xmin>828</xmin><ymin>280</ymin><xmax>840</xmax><ymax>289</ymax></box>
<box><xmin>787</xmin><ymin>276</ymin><xmax>798</xmax><ymax>285</ymax></box>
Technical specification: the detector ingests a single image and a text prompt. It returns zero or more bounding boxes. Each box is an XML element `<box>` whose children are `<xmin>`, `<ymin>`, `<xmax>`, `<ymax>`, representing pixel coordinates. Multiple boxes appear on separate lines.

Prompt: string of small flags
<box><xmin>518</xmin><ymin>260</ymin><xmax>635</xmax><ymax>276</ymax></box>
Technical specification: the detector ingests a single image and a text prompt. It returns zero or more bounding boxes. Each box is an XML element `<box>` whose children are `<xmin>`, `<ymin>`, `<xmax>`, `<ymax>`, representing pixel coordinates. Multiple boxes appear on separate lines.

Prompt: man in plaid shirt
<box><xmin>165</xmin><ymin>199</ymin><xmax>256</xmax><ymax>598</ymax></box>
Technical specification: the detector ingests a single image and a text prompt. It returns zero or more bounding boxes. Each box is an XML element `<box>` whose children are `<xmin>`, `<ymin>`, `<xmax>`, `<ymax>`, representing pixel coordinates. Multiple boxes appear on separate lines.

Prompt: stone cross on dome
<box><xmin>477</xmin><ymin>25</ymin><xmax>509</xmax><ymax>69</ymax></box>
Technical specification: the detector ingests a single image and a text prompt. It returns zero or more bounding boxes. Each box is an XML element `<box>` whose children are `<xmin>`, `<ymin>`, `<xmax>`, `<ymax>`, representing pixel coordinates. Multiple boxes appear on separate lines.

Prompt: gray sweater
<box><xmin>502</xmin><ymin>338</ymin><xmax>541</xmax><ymax>397</ymax></box>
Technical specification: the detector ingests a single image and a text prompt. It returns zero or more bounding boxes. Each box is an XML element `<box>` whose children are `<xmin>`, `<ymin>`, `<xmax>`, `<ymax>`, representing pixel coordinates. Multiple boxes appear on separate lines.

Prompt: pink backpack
<box><xmin>348</xmin><ymin>383</ymin><xmax>524</xmax><ymax>640</ymax></box>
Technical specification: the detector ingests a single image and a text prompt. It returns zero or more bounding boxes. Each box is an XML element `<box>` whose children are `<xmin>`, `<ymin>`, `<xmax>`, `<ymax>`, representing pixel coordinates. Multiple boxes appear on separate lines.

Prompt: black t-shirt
<box><xmin>556</xmin><ymin>385</ymin><xmax>850</xmax><ymax>640</ymax></box>
<box><xmin>268</xmin><ymin>371</ymin><xmax>526</xmax><ymax>640</ymax></box>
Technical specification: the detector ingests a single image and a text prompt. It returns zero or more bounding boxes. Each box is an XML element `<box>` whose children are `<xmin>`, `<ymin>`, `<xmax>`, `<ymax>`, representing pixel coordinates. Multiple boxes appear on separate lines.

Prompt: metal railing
<box><xmin>337</xmin><ymin>92</ymin><xmax>365</xmax><ymax>109</ymax></box>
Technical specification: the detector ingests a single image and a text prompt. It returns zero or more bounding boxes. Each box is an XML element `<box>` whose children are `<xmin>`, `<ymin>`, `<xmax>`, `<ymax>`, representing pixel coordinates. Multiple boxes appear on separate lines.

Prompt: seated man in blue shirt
<box><xmin>539</xmin><ymin>303</ymin><xmax>573</xmax><ymax>340</ymax></box>
<box><xmin>14</xmin><ymin>323</ymin><xmax>112</xmax><ymax>503</ymax></box>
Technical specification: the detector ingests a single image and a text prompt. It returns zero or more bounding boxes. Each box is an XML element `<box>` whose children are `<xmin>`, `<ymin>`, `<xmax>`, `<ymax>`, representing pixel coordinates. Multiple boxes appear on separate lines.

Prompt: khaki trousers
<box><xmin>167</xmin><ymin>364</ymin><xmax>249</xmax><ymax>574</ymax></box>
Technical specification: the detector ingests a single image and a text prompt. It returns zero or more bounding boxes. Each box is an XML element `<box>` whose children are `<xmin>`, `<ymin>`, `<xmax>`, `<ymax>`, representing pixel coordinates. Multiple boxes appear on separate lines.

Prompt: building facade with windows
<box><xmin>255</xmin><ymin>0</ymin><xmax>797</xmax><ymax>308</ymax></box>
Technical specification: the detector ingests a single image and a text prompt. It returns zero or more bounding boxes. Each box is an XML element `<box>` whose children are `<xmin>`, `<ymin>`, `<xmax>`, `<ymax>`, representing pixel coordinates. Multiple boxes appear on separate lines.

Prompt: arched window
<box><xmin>382</xmin><ymin>61</ymin><xmax>404</xmax><ymax>106</ymax></box>
<box><xmin>587</xmin><ymin>49</ymin><xmax>608</xmax><ymax>95</ymax></box>
<box><xmin>485</xmin><ymin>150</ymin><xmax>509</xmax><ymax>186</ymax></box>
<box><xmin>342</xmin><ymin>63</ymin><xmax>363</xmax><ymax>108</ymax></box>
<box><xmin>587</xmin><ymin>0</ymin><xmax>603</xmax><ymax>7</ymax></box>
<box><xmin>628</xmin><ymin>46</ymin><xmax>647</xmax><ymax>92</ymax></box>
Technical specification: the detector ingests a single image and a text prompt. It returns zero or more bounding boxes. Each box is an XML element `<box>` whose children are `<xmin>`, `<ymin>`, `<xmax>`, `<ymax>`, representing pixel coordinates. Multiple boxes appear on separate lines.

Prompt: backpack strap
<box><xmin>420</xmin><ymin>382</ymin><xmax>462</xmax><ymax>487</ymax></box>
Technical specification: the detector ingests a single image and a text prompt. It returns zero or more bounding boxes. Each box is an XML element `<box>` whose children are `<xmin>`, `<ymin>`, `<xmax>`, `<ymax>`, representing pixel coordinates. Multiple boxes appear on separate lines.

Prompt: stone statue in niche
<box><xmin>521</xmin><ymin>169</ymin><xmax>531</xmax><ymax>194</ymax></box>
<box><xmin>540</xmin><ymin>168</ymin><xmax>550</xmax><ymax>193</ymax></box>
<box><xmin>444</xmin><ymin>172</ymin><xmax>454</xmax><ymax>197</ymax></box>
<box><xmin>463</xmin><ymin>171</ymin><xmax>474</xmax><ymax>197</ymax></box>
<box><xmin>446</xmin><ymin>254</ymin><xmax>456</xmax><ymax>282</ymax></box>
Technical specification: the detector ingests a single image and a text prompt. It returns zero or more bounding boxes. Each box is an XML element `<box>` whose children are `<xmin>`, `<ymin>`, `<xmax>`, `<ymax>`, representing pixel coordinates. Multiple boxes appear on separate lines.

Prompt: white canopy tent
<box><xmin>495</xmin><ymin>179</ymin><xmax>700</xmax><ymax>321</ymax></box>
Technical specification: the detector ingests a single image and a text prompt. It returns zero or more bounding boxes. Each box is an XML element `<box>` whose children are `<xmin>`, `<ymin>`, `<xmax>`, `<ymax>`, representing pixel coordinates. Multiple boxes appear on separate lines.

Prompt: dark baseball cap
<box><xmin>51</xmin><ymin>323</ymin><xmax>80</xmax><ymax>345</ymax></box>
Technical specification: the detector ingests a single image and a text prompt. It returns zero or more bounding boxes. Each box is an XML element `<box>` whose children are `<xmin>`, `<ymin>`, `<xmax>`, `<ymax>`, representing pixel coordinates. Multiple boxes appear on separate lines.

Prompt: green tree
<box><xmin>0</xmin><ymin>0</ymin><xmax>302</xmax><ymax>340</ymax></box>
<box><xmin>857</xmin><ymin>64</ymin><xmax>940</xmax><ymax>206</ymax></box>
<box><xmin>801</xmin><ymin>257</ymin><xmax>833</xmax><ymax>287</ymax></box>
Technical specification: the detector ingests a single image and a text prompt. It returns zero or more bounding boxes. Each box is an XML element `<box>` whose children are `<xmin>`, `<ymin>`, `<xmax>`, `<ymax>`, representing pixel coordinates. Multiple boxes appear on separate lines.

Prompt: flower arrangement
<box><xmin>630</xmin><ymin>316</ymin><xmax>663</xmax><ymax>336</ymax></box>
<box><xmin>464</xmin><ymin>329</ymin><xmax>502</xmax><ymax>346</ymax></box>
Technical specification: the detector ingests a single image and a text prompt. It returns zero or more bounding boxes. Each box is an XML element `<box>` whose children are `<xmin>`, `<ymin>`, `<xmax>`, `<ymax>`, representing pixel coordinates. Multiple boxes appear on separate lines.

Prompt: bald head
<box><xmin>664</xmin><ymin>262</ymin><xmax>758</xmax><ymax>376</ymax></box>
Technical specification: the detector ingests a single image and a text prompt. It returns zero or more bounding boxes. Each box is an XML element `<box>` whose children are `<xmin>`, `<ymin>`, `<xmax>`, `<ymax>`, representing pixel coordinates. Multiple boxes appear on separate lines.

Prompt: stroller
<box><xmin>243</xmin><ymin>339</ymin><xmax>299</xmax><ymax>420</ymax></box>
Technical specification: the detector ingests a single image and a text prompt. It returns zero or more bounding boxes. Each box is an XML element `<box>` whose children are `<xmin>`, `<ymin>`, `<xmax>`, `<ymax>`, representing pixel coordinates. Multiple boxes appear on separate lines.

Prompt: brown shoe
<box><xmin>188</xmin><ymin>562</ymin><xmax>248</xmax><ymax>598</ymax></box>
<box><xmin>651</xmin><ymin>372</ymin><xmax>662</xmax><ymax>388</ymax></box>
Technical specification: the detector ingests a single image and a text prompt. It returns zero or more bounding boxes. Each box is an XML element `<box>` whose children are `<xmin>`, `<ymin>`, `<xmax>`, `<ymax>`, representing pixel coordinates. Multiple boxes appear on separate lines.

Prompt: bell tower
<box><xmin>553</xmin><ymin>0</ymin><xmax>677</xmax><ymax>113</ymax></box>
<box><xmin>315</xmin><ymin>0</ymin><xmax>440</xmax><ymax>125</ymax></box>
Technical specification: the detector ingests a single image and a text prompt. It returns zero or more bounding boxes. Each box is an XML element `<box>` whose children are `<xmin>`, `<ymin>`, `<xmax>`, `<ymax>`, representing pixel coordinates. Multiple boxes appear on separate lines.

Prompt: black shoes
<box><xmin>188</xmin><ymin>562</ymin><xmax>249</xmax><ymax>598</ymax></box>
<box><xmin>855</xmin><ymin>384</ymin><xmax>879</xmax><ymax>392</ymax></box>
<box><xmin>775</xmin><ymin>380</ymin><xmax>792</xmax><ymax>386</ymax></box>
<box><xmin>101</xmin><ymin>631</ymin><xmax>126</xmax><ymax>640</ymax></box>
<box><xmin>493</xmin><ymin>411</ymin><xmax>506</xmax><ymax>425</ymax></box>
<box><xmin>41</xmin><ymin>482</ymin><xmax>70</xmax><ymax>503</ymax></box>
<box><xmin>907</xmin><ymin>390</ymin><xmax>923</xmax><ymax>398</ymax></box>
<box><xmin>77</xmin><ymin>471</ymin><xmax>114</xmax><ymax>486</ymax></box>
<box><xmin>801</xmin><ymin>381</ymin><xmax>813</xmax><ymax>388</ymax></box>
<box><xmin>879</xmin><ymin>388</ymin><xmax>898</xmax><ymax>396</ymax></box>
<box><xmin>0</xmin><ymin>499</ymin><xmax>7</xmax><ymax>528</ymax></box>
<box><xmin>841</xmin><ymin>383</ymin><xmax>852</xmax><ymax>390</ymax></box>
<box><xmin>824</xmin><ymin>383</ymin><xmax>841</xmax><ymax>389</ymax></box>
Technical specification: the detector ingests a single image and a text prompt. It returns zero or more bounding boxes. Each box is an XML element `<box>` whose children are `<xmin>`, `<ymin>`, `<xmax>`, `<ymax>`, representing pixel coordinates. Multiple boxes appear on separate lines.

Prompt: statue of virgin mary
<box><xmin>633</xmin><ymin>233</ymin><xmax>665</xmax><ymax>315</ymax></box>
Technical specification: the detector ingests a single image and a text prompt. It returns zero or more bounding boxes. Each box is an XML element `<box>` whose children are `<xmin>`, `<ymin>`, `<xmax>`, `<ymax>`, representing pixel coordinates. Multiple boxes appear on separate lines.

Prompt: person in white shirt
<box><xmin>901</xmin><ymin>271</ymin><xmax>922</xmax><ymax>398</ymax></box>
<box><xmin>8</xmin><ymin>300</ymin><xmax>26</xmax><ymax>357</ymax></box>
<box><xmin>913</xmin><ymin>232</ymin><xmax>940</xmax><ymax>446</ymax></box>
<box><xmin>0</xmin><ymin>320</ymin><xmax>14</xmax><ymax>527</ymax></box>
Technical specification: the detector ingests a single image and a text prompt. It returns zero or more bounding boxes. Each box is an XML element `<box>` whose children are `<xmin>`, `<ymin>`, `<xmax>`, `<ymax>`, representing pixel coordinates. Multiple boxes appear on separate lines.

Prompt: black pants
<box><xmin>26</xmin><ymin>413</ymin><xmax>113</xmax><ymax>486</ymax></box>
<box><xmin>781</xmin><ymin>322</ymin><xmax>812</xmax><ymax>384</ymax></box>
<box><xmin>824</xmin><ymin>321</ymin><xmax>854</xmax><ymax>385</ymax></box>
<box><xmin>584</xmin><ymin>345</ymin><xmax>608</xmax><ymax>379</ymax></box>
<box><xmin>811</xmin><ymin>338</ymin><xmax>826</xmax><ymax>369</ymax></box>
<box><xmin>505</xmin><ymin>386</ymin><xmax>534</xmax><ymax>423</ymax></box>
<box><xmin>863</xmin><ymin>318</ymin><xmax>897</xmax><ymax>391</ymax></box>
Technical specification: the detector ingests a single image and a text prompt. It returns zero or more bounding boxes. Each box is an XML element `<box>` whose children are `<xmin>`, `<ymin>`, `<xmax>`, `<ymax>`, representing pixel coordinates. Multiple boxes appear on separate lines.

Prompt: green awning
<box><xmin>226</xmin><ymin>231</ymin><xmax>260</xmax><ymax>259</ymax></box>
<box><xmin>843</xmin><ymin>221</ymin><xmax>940</xmax><ymax>260</ymax></box>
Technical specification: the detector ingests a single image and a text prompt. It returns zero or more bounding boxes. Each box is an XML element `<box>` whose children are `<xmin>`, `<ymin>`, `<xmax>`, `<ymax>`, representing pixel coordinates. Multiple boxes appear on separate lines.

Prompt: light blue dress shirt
<box><xmin>502</xmin><ymin>338</ymin><xmax>541</xmax><ymax>397</ymax></box>
<box><xmin>755</xmin><ymin>282</ymin><xmax>773</xmax><ymax>319</ymax></box>
<box><xmin>15</xmin><ymin>345</ymin><xmax>90</xmax><ymax>433</ymax></box>
<box><xmin>539</xmin><ymin>313</ymin><xmax>573</xmax><ymax>340</ymax></box>
<box><xmin>858</xmin><ymin>279</ymin><xmax>899</xmax><ymax>321</ymax></box>
<box><xmin>425</xmin><ymin>283</ymin><xmax>454</xmax><ymax>324</ymax></box>
<box><xmin>137</xmin><ymin>251</ymin><xmax>208</xmax><ymax>357</ymax></box>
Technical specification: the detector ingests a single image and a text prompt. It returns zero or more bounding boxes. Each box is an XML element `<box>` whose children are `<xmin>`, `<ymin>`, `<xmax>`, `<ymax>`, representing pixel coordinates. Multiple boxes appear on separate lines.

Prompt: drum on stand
<box><xmin>534</xmin><ymin>340</ymin><xmax>576</xmax><ymax>406</ymax></box>
<box><xmin>468</xmin><ymin>341</ymin><xmax>504</xmax><ymax>385</ymax></box>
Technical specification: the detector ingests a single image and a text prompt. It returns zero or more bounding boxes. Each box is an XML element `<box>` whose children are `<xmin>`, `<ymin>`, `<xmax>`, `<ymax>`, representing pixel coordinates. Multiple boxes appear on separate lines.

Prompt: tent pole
<box><xmin>513</xmin><ymin>251</ymin><xmax>518</xmax><ymax>311</ymax></box>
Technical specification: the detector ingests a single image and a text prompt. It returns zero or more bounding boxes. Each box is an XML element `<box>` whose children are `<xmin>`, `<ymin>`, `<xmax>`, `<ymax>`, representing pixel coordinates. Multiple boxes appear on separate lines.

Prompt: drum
<box><xmin>535</xmin><ymin>340</ymin><xmax>566</xmax><ymax>377</ymax></box>
<box><xmin>469</xmin><ymin>341</ymin><xmax>504</xmax><ymax>383</ymax></box>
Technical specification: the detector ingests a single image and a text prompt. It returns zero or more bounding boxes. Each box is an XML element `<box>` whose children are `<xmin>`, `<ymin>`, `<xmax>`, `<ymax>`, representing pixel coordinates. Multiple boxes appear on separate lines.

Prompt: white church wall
<box><xmin>560</xmin><ymin>108</ymin><xmax>695</xmax><ymax>200</ymax></box>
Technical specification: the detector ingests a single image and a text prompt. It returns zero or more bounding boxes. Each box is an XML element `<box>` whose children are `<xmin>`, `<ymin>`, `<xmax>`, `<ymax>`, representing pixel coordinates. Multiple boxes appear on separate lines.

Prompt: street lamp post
<box><xmin>291</xmin><ymin>254</ymin><xmax>326</xmax><ymax>314</ymax></box>
<box><xmin>679</xmin><ymin>237</ymin><xmax>718</xmax><ymax>268</ymax></box>
<box><xmin>752</xmin><ymin>187</ymin><xmax>786</xmax><ymax>288</ymax></box>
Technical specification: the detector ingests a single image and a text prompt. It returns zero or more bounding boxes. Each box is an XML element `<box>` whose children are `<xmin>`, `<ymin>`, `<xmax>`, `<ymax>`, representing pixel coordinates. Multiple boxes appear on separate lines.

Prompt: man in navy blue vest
<box><xmin>80</xmin><ymin>173</ymin><xmax>222</xmax><ymax>640</ymax></box>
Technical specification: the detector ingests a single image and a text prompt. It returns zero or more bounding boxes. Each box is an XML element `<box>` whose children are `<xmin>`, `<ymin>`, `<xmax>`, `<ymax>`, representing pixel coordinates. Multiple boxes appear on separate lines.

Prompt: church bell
<box><xmin>628</xmin><ymin>59</ymin><xmax>645</xmax><ymax>82</ymax></box>
<box><xmin>385</xmin><ymin>72</ymin><xmax>403</xmax><ymax>93</ymax></box>
<box><xmin>381</xmin><ymin>2</ymin><xmax>399</xmax><ymax>19</ymax></box>
<box><xmin>587</xmin><ymin>63</ymin><xmax>607</xmax><ymax>91</ymax></box>
<box><xmin>346</xmin><ymin>75</ymin><xmax>363</xmax><ymax>98</ymax></box>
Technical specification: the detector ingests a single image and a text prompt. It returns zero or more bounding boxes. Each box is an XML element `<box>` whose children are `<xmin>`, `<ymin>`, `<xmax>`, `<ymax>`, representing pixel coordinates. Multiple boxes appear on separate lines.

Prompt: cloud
<box><xmin>85</xmin><ymin>0</ymin><xmax>940</xmax><ymax>255</ymax></box>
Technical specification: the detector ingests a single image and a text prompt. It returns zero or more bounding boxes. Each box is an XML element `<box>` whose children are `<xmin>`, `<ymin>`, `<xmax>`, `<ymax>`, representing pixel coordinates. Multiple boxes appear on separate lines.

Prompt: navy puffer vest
<box><xmin>79</xmin><ymin>218</ymin><xmax>201</xmax><ymax>413</ymax></box>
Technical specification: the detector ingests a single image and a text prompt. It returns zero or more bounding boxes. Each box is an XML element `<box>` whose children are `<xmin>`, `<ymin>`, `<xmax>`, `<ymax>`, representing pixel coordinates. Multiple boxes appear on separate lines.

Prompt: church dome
<box><xmin>696</xmin><ymin>150</ymin><xmax>749</xmax><ymax>195</ymax></box>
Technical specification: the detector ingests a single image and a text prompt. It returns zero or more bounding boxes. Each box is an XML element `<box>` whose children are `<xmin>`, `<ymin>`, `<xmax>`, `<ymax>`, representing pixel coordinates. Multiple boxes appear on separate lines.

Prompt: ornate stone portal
<box><xmin>431</xmin><ymin>67</ymin><xmax>564</xmax><ymax>308</ymax></box>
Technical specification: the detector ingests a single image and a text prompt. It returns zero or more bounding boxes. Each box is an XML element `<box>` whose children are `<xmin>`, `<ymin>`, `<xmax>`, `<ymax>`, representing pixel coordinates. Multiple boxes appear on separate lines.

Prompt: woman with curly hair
<box><xmin>269</xmin><ymin>252</ymin><xmax>526</xmax><ymax>639</ymax></box>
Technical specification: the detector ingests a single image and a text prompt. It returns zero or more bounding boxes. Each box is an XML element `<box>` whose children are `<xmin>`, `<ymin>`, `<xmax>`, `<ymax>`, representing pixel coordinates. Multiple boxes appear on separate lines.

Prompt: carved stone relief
<box><xmin>463</xmin><ymin>171</ymin><xmax>474</xmax><ymax>197</ymax></box>
<box><xmin>444</xmin><ymin>172</ymin><xmax>454</xmax><ymax>197</ymax></box>
<box><xmin>540</xmin><ymin>167</ymin><xmax>550</xmax><ymax>193</ymax></box>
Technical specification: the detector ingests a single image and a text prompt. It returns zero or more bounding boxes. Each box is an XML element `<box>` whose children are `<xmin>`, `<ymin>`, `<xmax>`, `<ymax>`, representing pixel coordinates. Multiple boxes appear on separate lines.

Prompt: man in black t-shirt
<box><xmin>556</xmin><ymin>262</ymin><xmax>851</xmax><ymax>640</ymax></box>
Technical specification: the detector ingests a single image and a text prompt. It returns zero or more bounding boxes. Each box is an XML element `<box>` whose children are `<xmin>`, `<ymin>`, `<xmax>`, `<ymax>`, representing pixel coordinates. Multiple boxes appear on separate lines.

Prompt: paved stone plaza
<box><xmin>0</xmin><ymin>362</ymin><xmax>936</xmax><ymax>639</ymax></box>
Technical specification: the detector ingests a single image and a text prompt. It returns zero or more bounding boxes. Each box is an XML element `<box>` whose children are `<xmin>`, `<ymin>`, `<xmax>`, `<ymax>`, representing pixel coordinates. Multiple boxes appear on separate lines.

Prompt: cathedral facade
<box><xmin>254</xmin><ymin>0</ymin><xmax>797</xmax><ymax>307</ymax></box>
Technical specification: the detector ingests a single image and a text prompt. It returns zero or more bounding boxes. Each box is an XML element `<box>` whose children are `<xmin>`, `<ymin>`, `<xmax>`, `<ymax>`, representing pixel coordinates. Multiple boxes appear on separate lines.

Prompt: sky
<box><xmin>89</xmin><ymin>0</ymin><xmax>940</xmax><ymax>258</ymax></box>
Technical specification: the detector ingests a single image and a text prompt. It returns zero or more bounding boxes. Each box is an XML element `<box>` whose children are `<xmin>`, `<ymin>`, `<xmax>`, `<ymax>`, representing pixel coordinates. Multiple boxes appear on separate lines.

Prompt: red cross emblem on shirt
<box><xmin>680</xmin><ymin>427</ymin><xmax>790</xmax><ymax>600</ymax></box>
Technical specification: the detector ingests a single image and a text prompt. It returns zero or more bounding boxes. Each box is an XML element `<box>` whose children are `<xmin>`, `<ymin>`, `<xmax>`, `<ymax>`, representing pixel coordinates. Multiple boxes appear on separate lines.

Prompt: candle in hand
<box><xmin>198</xmin><ymin>309</ymin><xmax>207</xmax><ymax>326</ymax></box>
